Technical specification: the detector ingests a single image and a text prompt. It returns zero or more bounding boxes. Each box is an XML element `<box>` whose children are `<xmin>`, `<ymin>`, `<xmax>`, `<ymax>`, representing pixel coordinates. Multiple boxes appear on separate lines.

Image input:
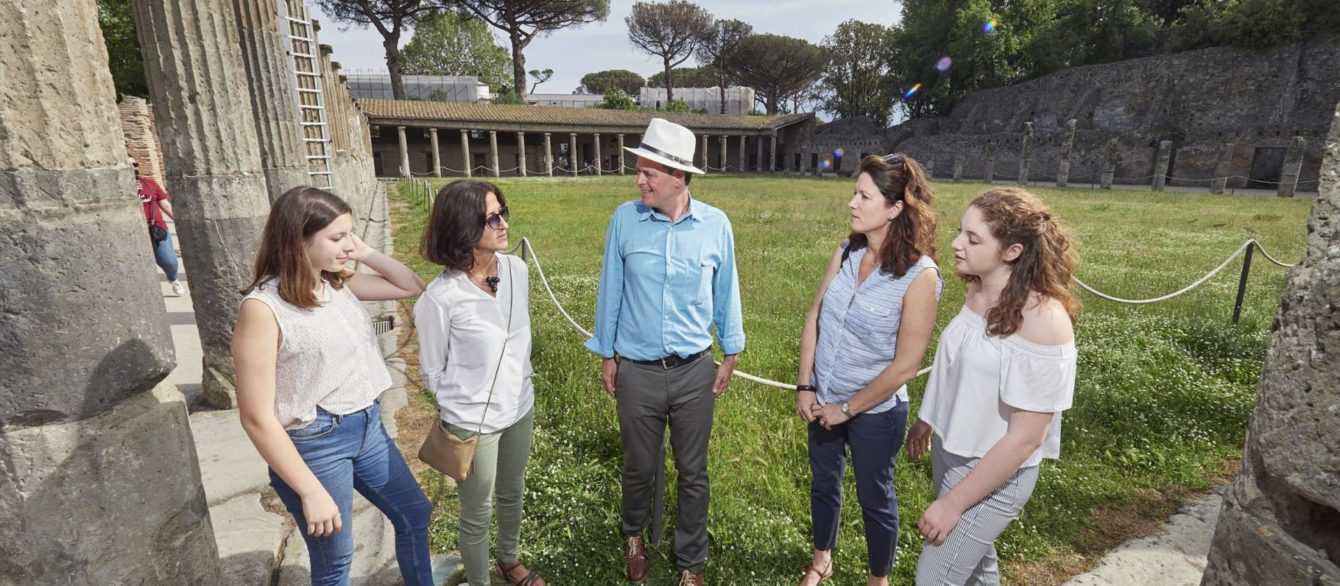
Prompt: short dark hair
<box><xmin>421</xmin><ymin>179</ymin><xmax>505</xmax><ymax>273</ymax></box>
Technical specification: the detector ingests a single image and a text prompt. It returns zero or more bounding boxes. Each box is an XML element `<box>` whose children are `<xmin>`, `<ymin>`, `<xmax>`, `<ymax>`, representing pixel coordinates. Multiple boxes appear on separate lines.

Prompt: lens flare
<box><xmin>819</xmin><ymin>159</ymin><xmax>832</xmax><ymax>171</ymax></box>
<box><xmin>935</xmin><ymin>56</ymin><xmax>953</xmax><ymax>72</ymax></box>
<box><xmin>833</xmin><ymin>148</ymin><xmax>845</xmax><ymax>158</ymax></box>
<box><xmin>982</xmin><ymin>19</ymin><xmax>996</xmax><ymax>34</ymax></box>
<box><xmin>903</xmin><ymin>83</ymin><xmax>922</xmax><ymax>100</ymax></box>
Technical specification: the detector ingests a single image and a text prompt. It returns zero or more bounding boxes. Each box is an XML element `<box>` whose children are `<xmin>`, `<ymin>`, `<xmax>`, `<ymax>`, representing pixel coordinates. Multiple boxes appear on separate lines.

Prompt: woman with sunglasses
<box><xmin>414</xmin><ymin>180</ymin><xmax>545</xmax><ymax>586</ymax></box>
<box><xmin>795</xmin><ymin>154</ymin><xmax>942</xmax><ymax>586</ymax></box>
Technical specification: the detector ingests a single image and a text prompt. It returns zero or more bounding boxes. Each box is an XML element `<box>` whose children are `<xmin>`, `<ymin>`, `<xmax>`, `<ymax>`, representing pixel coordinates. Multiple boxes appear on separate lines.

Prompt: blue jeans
<box><xmin>808</xmin><ymin>402</ymin><xmax>909</xmax><ymax>577</ymax></box>
<box><xmin>270</xmin><ymin>402</ymin><xmax>434</xmax><ymax>586</ymax></box>
<box><xmin>150</xmin><ymin>232</ymin><xmax>178</xmax><ymax>282</ymax></box>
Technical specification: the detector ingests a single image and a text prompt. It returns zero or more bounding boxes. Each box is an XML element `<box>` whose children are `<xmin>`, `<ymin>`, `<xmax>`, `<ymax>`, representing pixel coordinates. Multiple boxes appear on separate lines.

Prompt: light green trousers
<box><xmin>448</xmin><ymin>408</ymin><xmax>534</xmax><ymax>586</ymax></box>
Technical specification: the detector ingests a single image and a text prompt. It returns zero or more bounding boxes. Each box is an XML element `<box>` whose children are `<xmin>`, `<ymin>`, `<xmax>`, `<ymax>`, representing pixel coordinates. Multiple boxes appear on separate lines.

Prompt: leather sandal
<box><xmin>797</xmin><ymin>559</ymin><xmax>833</xmax><ymax>585</ymax></box>
<box><xmin>497</xmin><ymin>560</ymin><xmax>546</xmax><ymax>586</ymax></box>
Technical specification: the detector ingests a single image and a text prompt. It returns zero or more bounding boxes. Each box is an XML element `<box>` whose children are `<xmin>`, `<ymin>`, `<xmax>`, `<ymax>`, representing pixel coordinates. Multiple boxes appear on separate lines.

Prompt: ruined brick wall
<box><xmin>816</xmin><ymin>38</ymin><xmax>1340</xmax><ymax>189</ymax></box>
<box><xmin>118</xmin><ymin>96</ymin><xmax>165</xmax><ymax>186</ymax></box>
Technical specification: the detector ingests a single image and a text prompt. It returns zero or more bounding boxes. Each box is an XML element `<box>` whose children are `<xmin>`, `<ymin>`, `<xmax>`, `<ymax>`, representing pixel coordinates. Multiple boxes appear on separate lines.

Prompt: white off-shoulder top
<box><xmin>917</xmin><ymin>306</ymin><xmax>1077</xmax><ymax>467</ymax></box>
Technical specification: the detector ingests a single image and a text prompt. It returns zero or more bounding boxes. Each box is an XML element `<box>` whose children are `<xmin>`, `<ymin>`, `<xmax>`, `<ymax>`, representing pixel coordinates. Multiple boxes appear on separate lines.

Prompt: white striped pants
<box><xmin>915</xmin><ymin>438</ymin><xmax>1040</xmax><ymax>585</ymax></box>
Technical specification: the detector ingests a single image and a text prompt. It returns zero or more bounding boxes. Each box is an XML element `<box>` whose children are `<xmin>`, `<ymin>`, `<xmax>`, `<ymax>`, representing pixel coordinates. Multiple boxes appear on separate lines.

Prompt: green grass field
<box><xmin>388</xmin><ymin>175</ymin><xmax>1312</xmax><ymax>585</ymax></box>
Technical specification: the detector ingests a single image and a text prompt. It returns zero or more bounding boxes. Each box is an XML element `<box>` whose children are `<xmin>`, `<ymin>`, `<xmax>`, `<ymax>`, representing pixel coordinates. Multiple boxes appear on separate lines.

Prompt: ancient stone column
<box><xmin>1101</xmin><ymin>138</ymin><xmax>1119</xmax><ymax>189</ymax></box>
<box><xmin>133</xmin><ymin>0</ymin><xmax>272</xmax><ymax>408</ymax></box>
<box><xmin>739</xmin><ymin>135</ymin><xmax>747</xmax><ymax>172</ymax></box>
<box><xmin>701</xmin><ymin>134</ymin><xmax>710</xmax><ymax>171</ymax></box>
<box><xmin>488</xmin><ymin>130</ymin><xmax>500</xmax><ymax>177</ymax></box>
<box><xmin>594</xmin><ymin>133</ymin><xmax>602</xmax><ymax>177</ymax></box>
<box><xmin>1057</xmin><ymin>119</ymin><xmax>1077</xmax><ymax>187</ymax></box>
<box><xmin>1018</xmin><ymin>122</ymin><xmax>1033</xmax><ymax>185</ymax></box>
<box><xmin>233</xmin><ymin>0</ymin><xmax>307</xmax><ymax>201</ymax></box>
<box><xmin>755</xmin><ymin>135</ymin><xmax>764</xmax><ymax>173</ymax></box>
<box><xmin>770</xmin><ymin>131</ymin><xmax>778</xmax><ymax>173</ymax></box>
<box><xmin>0</xmin><ymin>4</ymin><xmax>222</xmax><ymax>583</ymax></box>
<box><xmin>1211</xmin><ymin>142</ymin><xmax>1234</xmax><ymax>194</ymax></box>
<box><xmin>397</xmin><ymin>126</ymin><xmax>410</xmax><ymax>178</ymax></box>
<box><xmin>517</xmin><ymin>131</ymin><xmax>527</xmax><ymax>177</ymax></box>
<box><xmin>617</xmin><ymin>134</ymin><xmax>626</xmax><ymax>175</ymax></box>
<box><xmin>429</xmin><ymin>128</ymin><xmax>441</xmax><ymax>177</ymax></box>
<box><xmin>1200</xmin><ymin>102</ymin><xmax>1340</xmax><ymax>586</ymax></box>
<box><xmin>460</xmin><ymin>129</ymin><xmax>472</xmax><ymax>178</ymax></box>
<box><xmin>569</xmin><ymin>133</ymin><xmax>578</xmax><ymax>177</ymax></box>
<box><xmin>952</xmin><ymin>153</ymin><xmax>963</xmax><ymax>182</ymax></box>
<box><xmin>1152</xmin><ymin>139</ymin><xmax>1173</xmax><ymax>191</ymax></box>
<box><xmin>984</xmin><ymin>141</ymin><xmax>996</xmax><ymax>184</ymax></box>
<box><xmin>544</xmin><ymin>132</ymin><xmax>553</xmax><ymax>176</ymax></box>
<box><xmin>720</xmin><ymin>135</ymin><xmax>728</xmax><ymax>172</ymax></box>
<box><xmin>1278</xmin><ymin>136</ymin><xmax>1306</xmax><ymax>197</ymax></box>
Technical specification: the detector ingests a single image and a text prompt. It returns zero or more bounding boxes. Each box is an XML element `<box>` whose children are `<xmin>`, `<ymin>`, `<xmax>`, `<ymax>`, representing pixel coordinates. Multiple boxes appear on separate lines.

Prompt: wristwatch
<box><xmin>840</xmin><ymin>402</ymin><xmax>850</xmax><ymax>416</ymax></box>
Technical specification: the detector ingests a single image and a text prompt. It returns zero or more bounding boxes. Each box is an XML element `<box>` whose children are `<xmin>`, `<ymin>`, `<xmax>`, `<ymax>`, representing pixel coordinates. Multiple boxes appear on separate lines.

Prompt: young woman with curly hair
<box><xmin>907</xmin><ymin>187</ymin><xmax>1081</xmax><ymax>585</ymax></box>
<box><xmin>795</xmin><ymin>154</ymin><xmax>943</xmax><ymax>586</ymax></box>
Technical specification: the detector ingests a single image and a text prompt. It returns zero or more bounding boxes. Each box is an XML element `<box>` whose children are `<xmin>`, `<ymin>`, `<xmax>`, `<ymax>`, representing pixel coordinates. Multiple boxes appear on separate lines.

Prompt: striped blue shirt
<box><xmin>814</xmin><ymin>245</ymin><xmax>941</xmax><ymax>413</ymax></box>
<box><xmin>584</xmin><ymin>198</ymin><xmax>746</xmax><ymax>361</ymax></box>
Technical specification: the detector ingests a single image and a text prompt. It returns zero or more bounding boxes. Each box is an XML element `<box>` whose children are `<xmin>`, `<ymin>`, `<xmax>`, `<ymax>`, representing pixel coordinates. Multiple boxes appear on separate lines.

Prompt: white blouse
<box><xmin>918</xmin><ymin>306</ymin><xmax>1076</xmax><ymax>467</ymax></box>
<box><xmin>414</xmin><ymin>254</ymin><xmax>534</xmax><ymax>434</ymax></box>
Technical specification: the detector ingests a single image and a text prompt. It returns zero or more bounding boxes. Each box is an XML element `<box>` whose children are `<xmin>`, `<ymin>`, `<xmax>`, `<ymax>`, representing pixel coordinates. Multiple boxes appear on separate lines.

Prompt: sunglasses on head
<box><xmin>485</xmin><ymin>206</ymin><xmax>510</xmax><ymax>230</ymax></box>
<box><xmin>881</xmin><ymin>153</ymin><xmax>905</xmax><ymax>164</ymax></box>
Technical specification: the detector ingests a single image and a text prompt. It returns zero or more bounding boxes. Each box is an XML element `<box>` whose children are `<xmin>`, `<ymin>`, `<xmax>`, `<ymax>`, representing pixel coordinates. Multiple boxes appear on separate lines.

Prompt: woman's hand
<box><xmin>796</xmin><ymin>390</ymin><xmax>818</xmax><ymax>422</ymax></box>
<box><xmin>813</xmin><ymin>403</ymin><xmax>849</xmax><ymax>430</ymax></box>
<box><xmin>918</xmin><ymin>497</ymin><xmax>963</xmax><ymax>546</ymax></box>
<box><xmin>348</xmin><ymin>233</ymin><xmax>376</xmax><ymax>262</ymax></box>
<box><xmin>906</xmin><ymin>420</ymin><xmax>932</xmax><ymax>459</ymax></box>
<box><xmin>300</xmin><ymin>487</ymin><xmax>343</xmax><ymax>537</ymax></box>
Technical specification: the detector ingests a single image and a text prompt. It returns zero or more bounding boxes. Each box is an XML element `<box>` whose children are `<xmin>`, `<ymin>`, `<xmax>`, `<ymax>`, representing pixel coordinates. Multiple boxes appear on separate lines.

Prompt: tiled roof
<box><xmin>358</xmin><ymin>99</ymin><xmax>811</xmax><ymax>133</ymax></box>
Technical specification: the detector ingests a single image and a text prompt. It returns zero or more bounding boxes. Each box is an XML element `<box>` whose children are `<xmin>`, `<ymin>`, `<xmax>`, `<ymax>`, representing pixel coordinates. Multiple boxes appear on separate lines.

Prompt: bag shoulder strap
<box><xmin>474</xmin><ymin>255</ymin><xmax>515</xmax><ymax>434</ymax></box>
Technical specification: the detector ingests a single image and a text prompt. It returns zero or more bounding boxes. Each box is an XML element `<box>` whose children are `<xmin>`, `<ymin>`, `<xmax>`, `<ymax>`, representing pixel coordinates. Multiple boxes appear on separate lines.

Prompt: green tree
<box><xmin>696</xmin><ymin>18</ymin><xmax>752</xmax><ymax>113</ymax></box>
<box><xmin>401</xmin><ymin>12</ymin><xmax>512</xmax><ymax>91</ymax></box>
<box><xmin>818</xmin><ymin>20</ymin><xmax>897</xmax><ymax>126</ymax></box>
<box><xmin>646</xmin><ymin>65</ymin><xmax>719</xmax><ymax>88</ymax></box>
<box><xmin>317</xmin><ymin>0</ymin><xmax>437</xmax><ymax>99</ymax></box>
<box><xmin>596</xmin><ymin>88</ymin><xmax>638</xmax><ymax>110</ymax></box>
<box><xmin>447</xmin><ymin>0</ymin><xmax>610</xmax><ymax>98</ymax></box>
<box><xmin>626</xmin><ymin>0</ymin><xmax>714</xmax><ymax>105</ymax></box>
<box><xmin>97</xmin><ymin>0</ymin><xmax>147</xmax><ymax>98</ymax></box>
<box><xmin>733</xmin><ymin>34</ymin><xmax>826</xmax><ymax>114</ymax></box>
<box><xmin>579</xmin><ymin>69</ymin><xmax>646</xmax><ymax>94</ymax></box>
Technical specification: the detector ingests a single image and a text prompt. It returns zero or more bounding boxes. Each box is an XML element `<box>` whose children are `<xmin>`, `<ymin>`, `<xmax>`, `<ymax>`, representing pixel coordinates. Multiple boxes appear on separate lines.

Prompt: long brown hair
<box><xmin>241</xmin><ymin>186</ymin><xmax>353</xmax><ymax>309</ymax></box>
<box><xmin>964</xmin><ymin>188</ymin><xmax>1080</xmax><ymax>336</ymax></box>
<box><xmin>846</xmin><ymin>154</ymin><xmax>937</xmax><ymax>277</ymax></box>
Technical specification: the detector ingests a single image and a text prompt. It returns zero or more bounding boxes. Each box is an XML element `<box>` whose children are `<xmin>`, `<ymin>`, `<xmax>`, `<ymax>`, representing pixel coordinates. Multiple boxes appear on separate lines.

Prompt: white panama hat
<box><xmin>623</xmin><ymin>118</ymin><xmax>705</xmax><ymax>175</ymax></box>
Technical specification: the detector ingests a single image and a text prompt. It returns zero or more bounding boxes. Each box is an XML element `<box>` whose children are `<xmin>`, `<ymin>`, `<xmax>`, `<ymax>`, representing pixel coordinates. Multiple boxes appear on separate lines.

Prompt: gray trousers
<box><xmin>616</xmin><ymin>353</ymin><xmax>716</xmax><ymax>573</ymax></box>
<box><xmin>915</xmin><ymin>438</ymin><xmax>1040</xmax><ymax>585</ymax></box>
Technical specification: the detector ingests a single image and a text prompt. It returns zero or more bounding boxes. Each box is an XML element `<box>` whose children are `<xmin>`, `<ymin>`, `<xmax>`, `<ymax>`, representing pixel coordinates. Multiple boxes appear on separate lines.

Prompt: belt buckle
<box><xmin>660</xmin><ymin>356</ymin><xmax>671</xmax><ymax>369</ymax></box>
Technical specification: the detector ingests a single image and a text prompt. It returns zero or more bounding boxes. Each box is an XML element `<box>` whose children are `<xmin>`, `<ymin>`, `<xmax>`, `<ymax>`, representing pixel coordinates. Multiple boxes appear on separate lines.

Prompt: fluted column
<box><xmin>701</xmin><ymin>134</ymin><xmax>710</xmax><ymax>171</ymax></box>
<box><xmin>429</xmin><ymin>128</ymin><xmax>441</xmax><ymax>177</ymax></box>
<box><xmin>517</xmin><ymin>131</ymin><xmax>527</xmax><ymax>177</ymax></box>
<box><xmin>755</xmin><ymin>135</ymin><xmax>763</xmax><ymax>173</ymax></box>
<box><xmin>739</xmin><ymin>135</ymin><xmax>747</xmax><ymax>172</ymax></box>
<box><xmin>488</xmin><ymin>130</ymin><xmax>500</xmax><ymax>177</ymax></box>
<box><xmin>133</xmin><ymin>0</ymin><xmax>272</xmax><ymax>409</ymax></box>
<box><xmin>460</xmin><ymin>129</ymin><xmax>472</xmax><ymax>177</ymax></box>
<box><xmin>233</xmin><ymin>0</ymin><xmax>307</xmax><ymax>200</ymax></box>
<box><xmin>594</xmin><ymin>133</ymin><xmax>602</xmax><ymax>176</ymax></box>
<box><xmin>397</xmin><ymin>126</ymin><xmax>409</xmax><ymax>178</ymax></box>
<box><xmin>617</xmin><ymin>133</ymin><xmax>626</xmax><ymax>175</ymax></box>
<box><xmin>720</xmin><ymin>135</ymin><xmax>728</xmax><ymax>172</ymax></box>
<box><xmin>769</xmin><ymin>132</ymin><xmax>778</xmax><ymax>173</ymax></box>
<box><xmin>569</xmin><ymin>133</ymin><xmax>578</xmax><ymax>177</ymax></box>
<box><xmin>1</xmin><ymin>3</ymin><xmax>221</xmax><ymax>582</ymax></box>
<box><xmin>544</xmin><ymin>132</ymin><xmax>553</xmax><ymax>176</ymax></box>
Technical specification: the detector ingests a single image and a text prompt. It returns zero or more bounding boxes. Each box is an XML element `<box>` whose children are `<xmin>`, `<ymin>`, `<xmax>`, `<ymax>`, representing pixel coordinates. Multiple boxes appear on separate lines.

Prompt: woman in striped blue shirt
<box><xmin>795</xmin><ymin>154</ymin><xmax>943</xmax><ymax>586</ymax></box>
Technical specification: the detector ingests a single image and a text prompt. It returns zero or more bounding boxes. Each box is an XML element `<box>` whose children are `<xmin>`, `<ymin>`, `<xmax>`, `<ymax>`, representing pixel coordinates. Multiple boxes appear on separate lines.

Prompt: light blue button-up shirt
<box><xmin>584</xmin><ymin>197</ymin><xmax>746</xmax><ymax>361</ymax></box>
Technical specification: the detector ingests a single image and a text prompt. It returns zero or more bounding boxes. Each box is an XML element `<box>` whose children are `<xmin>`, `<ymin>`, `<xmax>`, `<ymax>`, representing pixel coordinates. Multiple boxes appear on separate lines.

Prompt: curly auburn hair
<box><xmin>964</xmin><ymin>188</ymin><xmax>1081</xmax><ymax>336</ymax></box>
<box><xmin>846</xmin><ymin>154</ymin><xmax>937</xmax><ymax>277</ymax></box>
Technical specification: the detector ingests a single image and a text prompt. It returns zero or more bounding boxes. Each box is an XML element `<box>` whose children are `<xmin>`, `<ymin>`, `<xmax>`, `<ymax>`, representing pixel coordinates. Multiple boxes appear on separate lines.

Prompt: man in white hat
<box><xmin>585</xmin><ymin>118</ymin><xmax>745</xmax><ymax>586</ymax></box>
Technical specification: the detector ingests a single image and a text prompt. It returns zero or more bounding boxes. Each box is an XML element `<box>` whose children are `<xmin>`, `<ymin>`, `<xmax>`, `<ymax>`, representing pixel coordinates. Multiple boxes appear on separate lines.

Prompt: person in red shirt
<box><xmin>135</xmin><ymin>160</ymin><xmax>185</xmax><ymax>297</ymax></box>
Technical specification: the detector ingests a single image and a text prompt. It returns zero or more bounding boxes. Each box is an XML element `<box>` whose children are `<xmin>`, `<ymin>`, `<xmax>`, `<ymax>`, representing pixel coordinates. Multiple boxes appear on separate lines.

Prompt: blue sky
<box><xmin>311</xmin><ymin>0</ymin><xmax>901</xmax><ymax>95</ymax></box>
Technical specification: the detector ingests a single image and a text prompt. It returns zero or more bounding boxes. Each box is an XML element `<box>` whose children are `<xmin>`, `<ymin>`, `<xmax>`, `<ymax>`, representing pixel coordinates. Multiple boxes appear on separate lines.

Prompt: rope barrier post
<box><xmin>1232</xmin><ymin>241</ymin><xmax>1255</xmax><ymax>324</ymax></box>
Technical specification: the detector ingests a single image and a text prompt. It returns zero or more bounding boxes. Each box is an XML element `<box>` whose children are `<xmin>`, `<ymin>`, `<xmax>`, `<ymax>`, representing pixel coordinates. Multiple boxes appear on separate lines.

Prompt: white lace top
<box><xmin>243</xmin><ymin>280</ymin><xmax>392</xmax><ymax>429</ymax></box>
<box><xmin>918</xmin><ymin>306</ymin><xmax>1076</xmax><ymax>467</ymax></box>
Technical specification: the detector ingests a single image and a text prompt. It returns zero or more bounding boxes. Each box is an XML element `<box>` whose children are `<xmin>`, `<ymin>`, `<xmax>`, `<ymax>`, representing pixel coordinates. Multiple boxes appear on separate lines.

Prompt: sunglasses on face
<box><xmin>485</xmin><ymin>206</ymin><xmax>510</xmax><ymax>230</ymax></box>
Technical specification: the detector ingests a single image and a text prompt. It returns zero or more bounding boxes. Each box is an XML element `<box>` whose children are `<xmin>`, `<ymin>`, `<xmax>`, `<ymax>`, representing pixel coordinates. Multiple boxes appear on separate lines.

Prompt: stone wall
<box><xmin>119</xmin><ymin>96</ymin><xmax>165</xmax><ymax>186</ymax></box>
<box><xmin>315</xmin><ymin>40</ymin><xmax>379</xmax><ymax>213</ymax></box>
<box><xmin>814</xmin><ymin>38</ymin><xmax>1340</xmax><ymax>190</ymax></box>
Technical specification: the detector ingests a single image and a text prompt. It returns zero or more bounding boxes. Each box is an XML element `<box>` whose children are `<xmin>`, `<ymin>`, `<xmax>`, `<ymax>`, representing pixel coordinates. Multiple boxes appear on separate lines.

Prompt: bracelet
<box><xmin>795</xmin><ymin>384</ymin><xmax>816</xmax><ymax>393</ymax></box>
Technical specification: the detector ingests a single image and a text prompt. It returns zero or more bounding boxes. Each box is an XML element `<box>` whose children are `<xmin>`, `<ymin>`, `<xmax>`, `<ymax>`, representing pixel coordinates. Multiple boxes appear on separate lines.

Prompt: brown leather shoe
<box><xmin>624</xmin><ymin>535</ymin><xmax>648</xmax><ymax>582</ymax></box>
<box><xmin>677</xmin><ymin>570</ymin><xmax>705</xmax><ymax>586</ymax></box>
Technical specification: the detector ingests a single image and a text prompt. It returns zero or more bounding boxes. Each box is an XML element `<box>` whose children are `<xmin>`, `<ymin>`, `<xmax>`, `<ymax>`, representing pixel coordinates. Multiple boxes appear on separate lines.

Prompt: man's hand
<box><xmin>906</xmin><ymin>420</ymin><xmax>932</xmax><ymax>459</ymax></box>
<box><xmin>813</xmin><ymin>403</ymin><xmax>850</xmax><ymax>430</ymax></box>
<box><xmin>796</xmin><ymin>390</ymin><xmax>818</xmax><ymax>422</ymax></box>
<box><xmin>712</xmin><ymin>355</ymin><xmax>738</xmax><ymax>398</ymax></box>
<box><xmin>601</xmin><ymin>358</ymin><xmax>618</xmax><ymax>398</ymax></box>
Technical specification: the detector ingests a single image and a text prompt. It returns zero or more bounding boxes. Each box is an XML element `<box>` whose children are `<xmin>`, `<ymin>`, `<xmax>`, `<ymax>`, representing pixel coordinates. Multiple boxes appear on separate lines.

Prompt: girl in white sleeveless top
<box><xmin>232</xmin><ymin>186</ymin><xmax>432</xmax><ymax>585</ymax></box>
<box><xmin>906</xmin><ymin>188</ymin><xmax>1081</xmax><ymax>585</ymax></box>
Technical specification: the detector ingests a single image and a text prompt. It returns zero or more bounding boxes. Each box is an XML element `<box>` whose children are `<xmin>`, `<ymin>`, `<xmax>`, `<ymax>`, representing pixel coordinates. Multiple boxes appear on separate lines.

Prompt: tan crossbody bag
<box><xmin>419</xmin><ymin>257</ymin><xmax>515</xmax><ymax>481</ymax></box>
